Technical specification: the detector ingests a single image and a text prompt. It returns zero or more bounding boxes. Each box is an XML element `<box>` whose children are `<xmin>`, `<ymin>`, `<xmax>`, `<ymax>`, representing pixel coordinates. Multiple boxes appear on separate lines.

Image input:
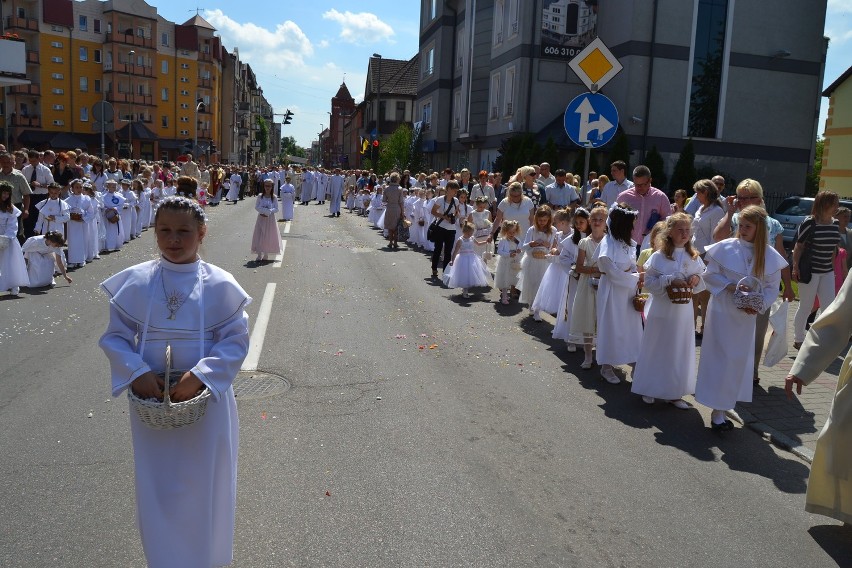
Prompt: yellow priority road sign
<box><xmin>568</xmin><ymin>37</ymin><xmax>623</xmax><ymax>93</ymax></box>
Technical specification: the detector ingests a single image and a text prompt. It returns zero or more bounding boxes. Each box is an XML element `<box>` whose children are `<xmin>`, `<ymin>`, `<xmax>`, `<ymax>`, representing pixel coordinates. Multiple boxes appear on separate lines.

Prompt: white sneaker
<box><xmin>566</xmin><ymin>343</ymin><xmax>577</xmax><ymax>352</ymax></box>
<box><xmin>600</xmin><ymin>366</ymin><xmax>621</xmax><ymax>384</ymax></box>
<box><xmin>669</xmin><ymin>399</ymin><xmax>692</xmax><ymax>410</ymax></box>
<box><xmin>10</xmin><ymin>287</ymin><xmax>20</xmax><ymax>296</ymax></box>
<box><xmin>580</xmin><ymin>359</ymin><xmax>593</xmax><ymax>369</ymax></box>
<box><xmin>642</xmin><ymin>396</ymin><xmax>655</xmax><ymax>404</ymax></box>
<box><xmin>533</xmin><ymin>310</ymin><xmax>542</xmax><ymax>321</ymax></box>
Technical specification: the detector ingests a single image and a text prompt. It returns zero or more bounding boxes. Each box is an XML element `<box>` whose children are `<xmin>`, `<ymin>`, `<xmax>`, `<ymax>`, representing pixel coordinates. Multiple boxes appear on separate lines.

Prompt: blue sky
<box><xmin>153</xmin><ymin>1</ymin><xmax>851</xmax><ymax>149</ymax></box>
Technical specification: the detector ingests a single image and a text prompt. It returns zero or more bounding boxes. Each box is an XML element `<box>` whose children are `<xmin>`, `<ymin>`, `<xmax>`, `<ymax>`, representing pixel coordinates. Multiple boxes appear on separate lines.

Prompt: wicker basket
<box><xmin>665</xmin><ymin>284</ymin><xmax>693</xmax><ymax>304</ymax></box>
<box><xmin>69</xmin><ymin>212</ymin><xmax>84</xmax><ymax>222</ymax></box>
<box><xmin>632</xmin><ymin>292</ymin><xmax>649</xmax><ymax>311</ymax></box>
<box><xmin>105</xmin><ymin>209</ymin><xmax>120</xmax><ymax>224</ymax></box>
<box><xmin>128</xmin><ymin>345</ymin><xmax>211</xmax><ymax>430</ymax></box>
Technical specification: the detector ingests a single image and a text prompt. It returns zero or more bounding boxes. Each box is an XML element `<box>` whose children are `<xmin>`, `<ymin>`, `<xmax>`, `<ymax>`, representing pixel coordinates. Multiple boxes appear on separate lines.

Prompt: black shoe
<box><xmin>711</xmin><ymin>419</ymin><xmax>734</xmax><ymax>432</ymax></box>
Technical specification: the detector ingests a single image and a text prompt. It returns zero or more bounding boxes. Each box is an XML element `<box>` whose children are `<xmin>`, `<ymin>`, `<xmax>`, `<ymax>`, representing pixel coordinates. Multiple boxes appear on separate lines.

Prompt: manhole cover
<box><xmin>233</xmin><ymin>371</ymin><xmax>290</xmax><ymax>400</ymax></box>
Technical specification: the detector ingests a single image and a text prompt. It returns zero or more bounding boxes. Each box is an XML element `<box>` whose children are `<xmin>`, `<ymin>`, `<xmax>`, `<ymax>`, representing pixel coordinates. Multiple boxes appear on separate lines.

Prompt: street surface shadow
<box><xmin>808</xmin><ymin>524</ymin><xmax>852</xmax><ymax>565</ymax></box>
<box><xmin>740</xmin><ymin>385</ymin><xmax>818</xmax><ymax>445</ymax></box>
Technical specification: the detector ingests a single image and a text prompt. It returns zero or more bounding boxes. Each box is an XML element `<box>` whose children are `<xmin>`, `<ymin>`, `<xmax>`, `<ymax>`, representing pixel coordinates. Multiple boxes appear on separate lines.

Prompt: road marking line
<box><xmin>242</xmin><ymin>282</ymin><xmax>276</xmax><ymax>371</ymax></box>
<box><xmin>272</xmin><ymin>240</ymin><xmax>286</xmax><ymax>268</ymax></box>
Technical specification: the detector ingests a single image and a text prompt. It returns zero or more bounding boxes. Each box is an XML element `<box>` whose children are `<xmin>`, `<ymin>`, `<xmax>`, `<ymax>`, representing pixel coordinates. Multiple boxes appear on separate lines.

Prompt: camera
<box><xmin>447</xmin><ymin>214</ymin><xmax>456</xmax><ymax>224</ymax></box>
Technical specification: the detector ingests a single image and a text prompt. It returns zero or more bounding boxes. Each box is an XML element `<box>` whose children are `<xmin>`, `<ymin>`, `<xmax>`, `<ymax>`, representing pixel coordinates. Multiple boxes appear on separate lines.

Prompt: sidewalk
<box><xmin>729</xmin><ymin>302</ymin><xmax>846</xmax><ymax>463</ymax></box>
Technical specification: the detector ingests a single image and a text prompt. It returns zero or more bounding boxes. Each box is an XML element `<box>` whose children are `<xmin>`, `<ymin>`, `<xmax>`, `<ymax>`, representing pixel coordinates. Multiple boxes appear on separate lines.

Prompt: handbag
<box><xmin>797</xmin><ymin>219</ymin><xmax>814</xmax><ymax>284</ymax></box>
<box><xmin>427</xmin><ymin>200</ymin><xmax>456</xmax><ymax>243</ymax></box>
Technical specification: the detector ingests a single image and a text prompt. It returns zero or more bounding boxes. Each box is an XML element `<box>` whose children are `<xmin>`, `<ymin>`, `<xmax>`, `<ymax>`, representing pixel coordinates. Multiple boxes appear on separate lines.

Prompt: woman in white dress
<box><xmin>595</xmin><ymin>203</ymin><xmax>643</xmax><ymax>384</ymax></box>
<box><xmin>518</xmin><ymin>205</ymin><xmax>557</xmax><ymax>319</ymax></box>
<box><xmin>695</xmin><ymin>205</ymin><xmax>787</xmax><ymax>431</ymax></box>
<box><xmin>570</xmin><ymin>206</ymin><xmax>608</xmax><ymax>369</ymax></box>
<box><xmin>99</xmin><ymin>196</ymin><xmax>251</xmax><ymax>568</ymax></box>
<box><xmin>552</xmin><ymin>208</ymin><xmax>590</xmax><ymax>349</ymax></box>
<box><xmin>22</xmin><ymin>231</ymin><xmax>73</xmax><ymax>288</ymax></box>
<box><xmin>251</xmin><ymin>180</ymin><xmax>281</xmax><ymax>263</ymax></box>
<box><xmin>0</xmin><ymin>183</ymin><xmax>29</xmax><ymax>295</ymax></box>
<box><xmin>64</xmin><ymin>179</ymin><xmax>96</xmax><ymax>268</ymax></box>
<box><xmin>280</xmin><ymin>176</ymin><xmax>296</xmax><ymax>221</ymax></box>
<box><xmin>632</xmin><ymin>213</ymin><xmax>706</xmax><ymax>407</ymax></box>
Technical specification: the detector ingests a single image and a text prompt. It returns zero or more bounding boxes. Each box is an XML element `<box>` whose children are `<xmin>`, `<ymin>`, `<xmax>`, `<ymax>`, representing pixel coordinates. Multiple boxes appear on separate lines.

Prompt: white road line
<box><xmin>272</xmin><ymin>239</ymin><xmax>286</xmax><ymax>268</ymax></box>
<box><xmin>242</xmin><ymin>282</ymin><xmax>277</xmax><ymax>371</ymax></box>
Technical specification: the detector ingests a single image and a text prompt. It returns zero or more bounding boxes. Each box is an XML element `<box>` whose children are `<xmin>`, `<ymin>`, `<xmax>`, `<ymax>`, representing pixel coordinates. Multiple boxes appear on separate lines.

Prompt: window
<box><xmin>53</xmin><ymin>104</ymin><xmax>65</xmax><ymax>111</ymax></box>
<box><xmin>94</xmin><ymin>79</ymin><xmax>101</xmax><ymax>93</ymax></box>
<box><xmin>453</xmin><ymin>91</ymin><xmax>461</xmax><ymax>130</ymax></box>
<box><xmin>180</xmin><ymin>103</ymin><xmax>189</xmax><ymax>109</ymax></box>
<box><xmin>494</xmin><ymin>0</ymin><xmax>505</xmax><ymax>45</ymax></box>
<box><xmin>456</xmin><ymin>28</ymin><xmax>465</xmax><ymax>69</ymax></box>
<box><xmin>79</xmin><ymin>47</ymin><xmax>88</xmax><ymax>61</ymax></box>
<box><xmin>429</xmin><ymin>0</ymin><xmax>437</xmax><ymax>20</ymax></box>
<box><xmin>80</xmin><ymin>107</ymin><xmax>89</xmax><ymax>122</ymax></box>
<box><xmin>51</xmin><ymin>25</ymin><xmax>64</xmax><ymax>33</ymax></box>
<box><xmin>181</xmin><ymin>117</ymin><xmax>189</xmax><ymax>123</ymax></box>
<box><xmin>509</xmin><ymin>0</ymin><xmax>519</xmax><ymax>36</ymax></box>
<box><xmin>504</xmin><ymin>67</ymin><xmax>515</xmax><ymax>117</ymax></box>
<box><xmin>422</xmin><ymin>101</ymin><xmax>432</xmax><ymax>126</ymax></box>
<box><xmin>17</xmin><ymin>7</ymin><xmax>25</xmax><ymax>18</ymax></box>
<box><xmin>162</xmin><ymin>32</ymin><xmax>169</xmax><ymax>46</ymax></box>
<box><xmin>51</xmin><ymin>57</ymin><xmax>63</xmax><ymax>64</ymax></box>
<box><xmin>94</xmin><ymin>19</ymin><xmax>101</xmax><ymax>33</ymax></box>
<box><xmin>180</xmin><ymin>50</ymin><xmax>190</xmax><ymax>56</ymax></box>
<box><xmin>181</xmin><ymin>63</ymin><xmax>190</xmax><ymax>69</ymax></box>
<box><xmin>162</xmin><ymin>60</ymin><xmax>168</xmax><ymax>74</ymax></box>
<box><xmin>162</xmin><ymin>115</ymin><xmax>169</xmax><ymax>128</ymax></box>
<box><xmin>396</xmin><ymin>101</ymin><xmax>406</xmax><ymax>122</ymax></box>
<box><xmin>180</xmin><ymin>90</ymin><xmax>189</xmax><ymax>96</ymax></box>
<box><xmin>79</xmin><ymin>15</ymin><xmax>87</xmax><ymax>31</ymax></box>
<box><xmin>686</xmin><ymin>0</ymin><xmax>731</xmax><ymax>138</ymax></box>
<box><xmin>80</xmin><ymin>77</ymin><xmax>89</xmax><ymax>92</ymax></box>
<box><xmin>180</xmin><ymin>130</ymin><xmax>189</xmax><ymax>136</ymax></box>
<box><xmin>94</xmin><ymin>49</ymin><xmax>102</xmax><ymax>63</ymax></box>
<box><xmin>51</xmin><ymin>41</ymin><xmax>63</xmax><ymax>48</ymax></box>
<box><xmin>52</xmin><ymin>72</ymin><xmax>64</xmax><ymax>80</ymax></box>
<box><xmin>161</xmin><ymin>88</ymin><xmax>169</xmax><ymax>101</ymax></box>
<box><xmin>137</xmin><ymin>27</ymin><xmax>145</xmax><ymax>37</ymax></box>
<box><xmin>490</xmin><ymin>73</ymin><xmax>501</xmax><ymax>120</ymax></box>
<box><xmin>423</xmin><ymin>47</ymin><xmax>434</xmax><ymax>77</ymax></box>
<box><xmin>180</xmin><ymin>77</ymin><xmax>189</xmax><ymax>83</ymax></box>
<box><xmin>53</xmin><ymin>120</ymin><xmax>65</xmax><ymax>126</ymax></box>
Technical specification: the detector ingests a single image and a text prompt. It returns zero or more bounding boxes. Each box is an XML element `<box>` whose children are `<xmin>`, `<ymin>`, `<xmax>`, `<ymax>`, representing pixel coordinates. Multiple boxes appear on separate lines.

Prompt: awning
<box><xmin>158</xmin><ymin>139</ymin><xmax>185</xmax><ymax>150</ymax></box>
<box><xmin>49</xmin><ymin>132</ymin><xmax>89</xmax><ymax>150</ymax></box>
<box><xmin>17</xmin><ymin>130</ymin><xmax>102</xmax><ymax>150</ymax></box>
<box><xmin>114</xmin><ymin>121</ymin><xmax>158</xmax><ymax>141</ymax></box>
<box><xmin>17</xmin><ymin>130</ymin><xmax>54</xmax><ymax>145</ymax></box>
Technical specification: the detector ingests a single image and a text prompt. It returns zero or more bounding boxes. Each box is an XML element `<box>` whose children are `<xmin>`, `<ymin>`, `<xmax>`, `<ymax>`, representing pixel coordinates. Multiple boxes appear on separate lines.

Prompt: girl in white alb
<box><xmin>494</xmin><ymin>220</ymin><xmax>522</xmax><ymax>304</ymax></box>
<box><xmin>569</xmin><ymin>206</ymin><xmax>608</xmax><ymax>369</ymax></box>
<box><xmin>470</xmin><ymin>196</ymin><xmax>493</xmax><ymax>259</ymax></box>
<box><xmin>632</xmin><ymin>213</ymin><xmax>706</xmax><ymax>408</ymax></box>
<box><xmin>83</xmin><ymin>183</ymin><xmax>102</xmax><ymax>261</ymax></box>
<box><xmin>552</xmin><ymin>209</ymin><xmax>590</xmax><ymax>350</ymax></box>
<box><xmin>35</xmin><ymin>183</ymin><xmax>70</xmax><ymax>236</ymax></box>
<box><xmin>22</xmin><ymin>232</ymin><xmax>73</xmax><ymax>288</ymax></box>
<box><xmin>0</xmin><ymin>184</ymin><xmax>29</xmax><ymax>295</ymax></box>
<box><xmin>694</xmin><ymin>205</ymin><xmax>787</xmax><ymax>431</ymax></box>
<box><xmin>445</xmin><ymin>222</ymin><xmax>492</xmax><ymax>298</ymax></box>
<box><xmin>518</xmin><ymin>206</ymin><xmax>557</xmax><ymax>319</ymax></box>
<box><xmin>532</xmin><ymin>209</ymin><xmax>573</xmax><ymax>316</ymax></box>
<box><xmin>64</xmin><ymin>179</ymin><xmax>96</xmax><ymax>268</ymax></box>
<box><xmin>98</xmin><ymin>196</ymin><xmax>251</xmax><ymax>568</ymax></box>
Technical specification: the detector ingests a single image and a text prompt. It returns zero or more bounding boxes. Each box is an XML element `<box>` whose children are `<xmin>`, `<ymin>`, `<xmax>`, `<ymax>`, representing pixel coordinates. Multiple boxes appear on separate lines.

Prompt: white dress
<box><xmin>594</xmin><ymin>234</ymin><xmax>643</xmax><ymax>366</ymax></box>
<box><xmin>569</xmin><ymin>236</ymin><xmax>603</xmax><ymax>344</ymax></box>
<box><xmin>447</xmin><ymin>237</ymin><xmax>492</xmax><ymax>289</ymax></box>
<box><xmin>64</xmin><ymin>194</ymin><xmax>95</xmax><ymax>265</ymax></box>
<box><xmin>121</xmin><ymin>189</ymin><xmax>137</xmax><ymax>242</ymax></box>
<box><xmin>0</xmin><ymin>208</ymin><xmax>29</xmax><ymax>291</ymax></box>
<box><xmin>631</xmin><ymin>249</ymin><xmax>707</xmax><ymax>400</ymax></box>
<box><xmin>22</xmin><ymin>235</ymin><xmax>60</xmax><ymax>287</ymax></box>
<box><xmin>225</xmin><ymin>179</ymin><xmax>240</xmax><ymax>202</ymax></box>
<box><xmin>532</xmin><ymin>230</ymin><xmax>570</xmax><ymax>315</ymax></box>
<box><xmin>99</xmin><ymin>258</ymin><xmax>251</xmax><ymax>568</ymax></box>
<box><xmin>280</xmin><ymin>183</ymin><xmax>295</xmax><ymax>221</ymax></box>
<box><xmin>368</xmin><ymin>193</ymin><xmax>384</xmax><ymax>225</ymax></box>
<box><xmin>494</xmin><ymin>238</ymin><xmax>522</xmax><ymax>290</ymax></box>
<box><xmin>694</xmin><ymin>239</ymin><xmax>786</xmax><ymax>410</ymax></box>
<box><xmin>34</xmin><ymin>197</ymin><xmax>70</xmax><ymax>235</ymax></box>
<box><xmin>518</xmin><ymin>227</ymin><xmax>556</xmax><ymax>305</ymax></box>
<box><xmin>552</xmin><ymin>234</ymin><xmax>582</xmax><ymax>341</ymax></box>
<box><xmin>470</xmin><ymin>209</ymin><xmax>493</xmax><ymax>258</ymax></box>
<box><xmin>102</xmin><ymin>191</ymin><xmax>126</xmax><ymax>251</ymax></box>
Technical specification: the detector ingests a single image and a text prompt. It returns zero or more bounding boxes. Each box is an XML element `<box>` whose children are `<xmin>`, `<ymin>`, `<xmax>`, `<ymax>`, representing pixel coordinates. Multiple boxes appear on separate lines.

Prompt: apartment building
<box><xmin>416</xmin><ymin>0</ymin><xmax>828</xmax><ymax>194</ymax></box>
<box><xmin>0</xmin><ymin>0</ymin><xmax>274</xmax><ymax>165</ymax></box>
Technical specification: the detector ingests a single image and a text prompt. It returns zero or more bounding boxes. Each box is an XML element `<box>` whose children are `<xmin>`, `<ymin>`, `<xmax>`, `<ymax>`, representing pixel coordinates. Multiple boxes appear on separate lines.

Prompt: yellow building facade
<box><xmin>821</xmin><ymin>65</ymin><xmax>852</xmax><ymax>197</ymax></box>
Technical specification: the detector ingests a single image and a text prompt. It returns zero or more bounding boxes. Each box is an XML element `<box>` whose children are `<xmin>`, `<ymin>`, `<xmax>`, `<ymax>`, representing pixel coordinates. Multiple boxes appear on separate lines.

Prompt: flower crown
<box><xmin>610</xmin><ymin>203</ymin><xmax>639</xmax><ymax>217</ymax></box>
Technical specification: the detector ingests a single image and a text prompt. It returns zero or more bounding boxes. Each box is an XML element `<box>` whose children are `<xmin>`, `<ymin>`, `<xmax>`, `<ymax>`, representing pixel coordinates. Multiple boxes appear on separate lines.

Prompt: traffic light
<box><xmin>372</xmin><ymin>139</ymin><xmax>379</xmax><ymax>147</ymax></box>
<box><xmin>283</xmin><ymin>109</ymin><xmax>294</xmax><ymax>125</ymax></box>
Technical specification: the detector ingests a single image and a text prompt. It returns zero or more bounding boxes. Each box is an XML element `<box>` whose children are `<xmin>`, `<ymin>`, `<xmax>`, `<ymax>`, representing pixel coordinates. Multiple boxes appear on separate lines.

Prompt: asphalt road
<box><xmin>1</xmin><ymin>197</ymin><xmax>849</xmax><ymax>567</ymax></box>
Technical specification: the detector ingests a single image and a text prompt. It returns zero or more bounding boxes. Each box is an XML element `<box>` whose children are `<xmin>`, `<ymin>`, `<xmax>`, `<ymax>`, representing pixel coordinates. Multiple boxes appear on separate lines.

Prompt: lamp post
<box><xmin>194</xmin><ymin>97</ymin><xmax>205</xmax><ymax>155</ymax></box>
<box><xmin>372</xmin><ymin>53</ymin><xmax>382</xmax><ymax>141</ymax></box>
<box><xmin>128</xmin><ymin>50</ymin><xmax>134</xmax><ymax>159</ymax></box>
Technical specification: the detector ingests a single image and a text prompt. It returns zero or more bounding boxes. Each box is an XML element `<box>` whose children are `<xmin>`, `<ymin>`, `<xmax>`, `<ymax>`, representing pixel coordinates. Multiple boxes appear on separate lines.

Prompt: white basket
<box><xmin>128</xmin><ymin>345</ymin><xmax>211</xmax><ymax>430</ymax></box>
<box><xmin>733</xmin><ymin>275</ymin><xmax>764</xmax><ymax>313</ymax></box>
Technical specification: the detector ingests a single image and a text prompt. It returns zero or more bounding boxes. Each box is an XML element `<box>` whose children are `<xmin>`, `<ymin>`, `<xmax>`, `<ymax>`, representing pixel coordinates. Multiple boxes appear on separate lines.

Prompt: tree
<box><xmin>669</xmin><ymin>138</ymin><xmax>697</xmax><ymax>193</ymax></box>
<box><xmin>494</xmin><ymin>133</ymin><xmax>542</xmax><ymax>180</ymax></box>
<box><xmin>644</xmin><ymin>145</ymin><xmax>667</xmax><ymax>191</ymax></box>
<box><xmin>255</xmin><ymin>115</ymin><xmax>269</xmax><ymax>155</ymax></box>
<box><xmin>280</xmin><ymin>135</ymin><xmax>306</xmax><ymax>159</ymax></box>
<box><xmin>541</xmin><ymin>136</ymin><xmax>559</xmax><ymax>169</ymax></box>
<box><xmin>408</xmin><ymin>123</ymin><xmax>427</xmax><ymax>174</ymax></box>
<box><xmin>607</xmin><ymin>131</ymin><xmax>630</xmax><ymax>170</ymax></box>
<box><xmin>805</xmin><ymin>137</ymin><xmax>823</xmax><ymax>197</ymax></box>
<box><xmin>377</xmin><ymin>123</ymin><xmax>412</xmax><ymax>174</ymax></box>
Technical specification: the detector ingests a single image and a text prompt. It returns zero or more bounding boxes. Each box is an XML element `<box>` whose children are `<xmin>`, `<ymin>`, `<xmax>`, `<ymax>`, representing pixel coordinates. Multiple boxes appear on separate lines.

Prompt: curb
<box><xmin>727</xmin><ymin>408</ymin><xmax>815</xmax><ymax>464</ymax></box>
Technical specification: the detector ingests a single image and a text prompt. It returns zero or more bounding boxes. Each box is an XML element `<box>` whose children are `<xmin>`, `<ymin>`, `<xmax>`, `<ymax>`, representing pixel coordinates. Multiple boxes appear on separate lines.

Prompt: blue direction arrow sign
<box><xmin>563</xmin><ymin>92</ymin><xmax>619</xmax><ymax>148</ymax></box>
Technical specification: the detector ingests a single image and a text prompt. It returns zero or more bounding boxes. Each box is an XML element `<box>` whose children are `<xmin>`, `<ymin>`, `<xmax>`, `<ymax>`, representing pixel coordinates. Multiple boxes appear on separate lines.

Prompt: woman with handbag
<box><xmin>430</xmin><ymin>181</ymin><xmax>460</xmax><ymax>279</ymax></box>
<box><xmin>791</xmin><ymin>190</ymin><xmax>841</xmax><ymax>349</ymax></box>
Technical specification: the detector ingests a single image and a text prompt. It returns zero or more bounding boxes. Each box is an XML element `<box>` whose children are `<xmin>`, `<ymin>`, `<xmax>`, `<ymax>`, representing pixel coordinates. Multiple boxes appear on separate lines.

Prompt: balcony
<box><xmin>107</xmin><ymin>92</ymin><xmax>154</xmax><ymax>106</ymax></box>
<box><xmin>238</xmin><ymin>127</ymin><xmax>249</xmax><ymax>138</ymax></box>
<box><xmin>27</xmin><ymin>49</ymin><xmax>39</xmax><ymax>64</ymax></box>
<box><xmin>103</xmin><ymin>61</ymin><xmax>155</xmax><ymax>77</ymax></box>
<box><xmin>237</xmin><ymin>101</ymin><xmax>250</xmax><ymax>115</ymax></box>
<box><xmin>5</xmin><ymin>16</ymin><xmax>38</xmax><ymax>32</ymax></box>
<box><xmin>10</xmin><ymin>115</ymin><xmax>41</xmax><ymax>127</ymax></box>
<box><xmin>249</xmin><ymin>140</ymin><xmax>261</xmax><ymax>149</ymax></box>
<box><xmin>199</xmin><ymin>51</ymin><xmax>212</xmax><ymax>62</ymax></box>
<box><xmin>198</xmin><ymin>77</ymin><xmax>211</xmax><ymax>89</ymax></box>
<box><xmin>197</xmin><ymin>129</ymin><xmax>211</xmax><ymax>139</ymax></box>
<box><xmin>9</xmin><ymin>83</ymin><xmax>40</xmax><ymax>96</ymax></box>
<box><xmin>105</xmin><ymin>32</ymin><xmax>154</xmax><ymax>49</ymax></box>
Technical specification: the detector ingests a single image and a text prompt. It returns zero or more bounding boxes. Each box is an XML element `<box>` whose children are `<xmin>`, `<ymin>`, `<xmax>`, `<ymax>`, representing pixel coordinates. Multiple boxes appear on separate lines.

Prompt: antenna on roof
<box><xmin>189</xmin><ymin>7</ymin><xmax>205</xmax><ymax>16</ymax></box>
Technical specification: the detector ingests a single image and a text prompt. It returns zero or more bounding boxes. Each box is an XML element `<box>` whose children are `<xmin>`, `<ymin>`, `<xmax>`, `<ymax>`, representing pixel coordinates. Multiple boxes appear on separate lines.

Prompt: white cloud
<box><xmin>318</xmin><ymin>39</ymin><xmax>330</xmax><ymax>49</ymax></box>
<box><xmin>322</xmin><ymin>9</ymin><xmax>395</xmax><ymax>44</ymax></box>
<box><xmin>827</xmin><ymin>0</ymin><xmax>851</xmax><ymax>13</ymax></box>
<box><xmin>203</xmin><ymin>9</ymin><xmax>314</xmax><ymax>70</ymax></box>
<box><xmin>826</xmin><ymin>28</ymin><xmax>852</xmax><ymax>45</ymax></box>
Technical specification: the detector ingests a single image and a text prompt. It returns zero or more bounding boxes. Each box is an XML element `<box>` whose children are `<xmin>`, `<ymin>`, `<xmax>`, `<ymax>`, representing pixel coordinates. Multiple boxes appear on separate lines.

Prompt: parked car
<box><xmin>772</xmin><ymin>196</ymin><xmax>852</xmax><ymax>247</ymax></box>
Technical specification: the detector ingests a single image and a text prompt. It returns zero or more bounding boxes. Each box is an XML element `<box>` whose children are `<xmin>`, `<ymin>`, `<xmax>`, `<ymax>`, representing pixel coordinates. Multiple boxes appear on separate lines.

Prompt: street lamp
<box><xmin>194</xmin><ymin>97</ymin><xmax>205</xmax><ymax>155</ymax></box>
<box><xmin>128</xmin><ymin>50</ymin><xmax>135</xmax><ymax>159</ymax></box>
<box><xmin>372</xmin><ymin>53</ymin><xmax>382</xmax><ymax>141</ymax></box>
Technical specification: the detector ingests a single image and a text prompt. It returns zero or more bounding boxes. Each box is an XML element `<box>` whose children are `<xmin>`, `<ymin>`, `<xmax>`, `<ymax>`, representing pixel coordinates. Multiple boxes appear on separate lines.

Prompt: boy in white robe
<box><xmin>34</xmin><ymin>183</ymin><xmax>70</xmax><ymax>235</ymax></box>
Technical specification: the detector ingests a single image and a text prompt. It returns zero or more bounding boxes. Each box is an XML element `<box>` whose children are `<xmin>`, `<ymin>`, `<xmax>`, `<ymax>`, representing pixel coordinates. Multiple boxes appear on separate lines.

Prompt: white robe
<box><xmin>552</xmin><ymin>234</ymin><xmax>581</xmax><ymax>341</ymax></box>
<box><xmin>0</xmin><ymin>208</ymin><xmax>29</xmax><ymax>290</ymax></box>
<box><xmin>102</xmin><ymin>191</ymin><xmax>126</xmax><ymax>251</ymax></box>
<box><xmin>122</xmin><ymin>189</ymin><xmax>138</xmax><ymax>241</ymax></box>
<box><xmin>34</xmin><ymin>197</ymin><xmax>70</xmax><ymax>235</ymax></box>
<box><xmin>280</xmin><ymin>183</ymin><xmax>295</xmax><ymax>221</ymax></box>
<box><xmin>22</xmin><ymin>235</ymin><xmax>60</xmax><ymax>287</ymax></box>
<box><xmin>99</xmin><ymin>258</ymin><xmax>251</xmax><ymax>568</ymax></box>
<box><xmin>64</xmin><ymin>194</ymin><xmax>96</xmax><ymax>265</ymax></box>
<box><xmin>695</xmin><ymin>238</ymin><xmax>786</xmax><ymax>410</ymax></box>
<box><xmin>631</xmin><ymin>249</ymin><xmax>706</xmax><ymax>399</ymax></box>
<box><xmin>328</xmin><ymin>174</ymin><xmax>344</xmax><ymax>214</ymax></box>
<box><xmin>594</xmin><ymin>234</ymin><xmax>643</xmax><ymax>366</ymax></box>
